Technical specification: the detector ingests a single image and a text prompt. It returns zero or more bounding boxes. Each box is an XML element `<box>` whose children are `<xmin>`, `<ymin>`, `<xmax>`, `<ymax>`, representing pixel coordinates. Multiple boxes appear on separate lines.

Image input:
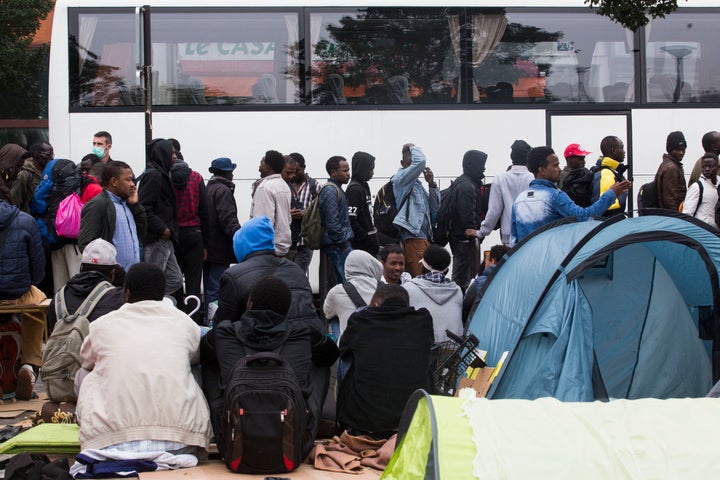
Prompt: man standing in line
<box><xmin>91</xmin><ymin>131</ymin><xmax>113</xmax><ymax>163</ymax></box>
<box><xmin>446</xmin><ymin>149</ymin><xmax>487</xmax><ymax>291</ymax></box>
<box><xmin>10</xmin><ymin>141</ymin><xmax>54</xmax><ymax>213</ymax></box>
<box><xmin>511</xmin><ymin>146</ymin><xmax>631</xmax><ymax>245</ymax></box>
<box><xmin>689</xmin><ymin>131</ymin><xmax>720</xmax><ymax>185</ymax></box>
<box><xmin>682</xmin><ymin>153</ymin><xmax>718</xmax><ymax>228</ymax></box>
<box><xmin>137</xmin><ymin>139</ymin><xmax>183</xmax><ymax>300</ymax></box>
<box><xmin>171</xmin><ymin>151</ymin><xmax>209</xmax><ymax>323</ymax></box>
<box><xmin>319</xmin><ymin>156</ymin><xmax>353</xmax><ymax>287</ymax></box>
<box><xmin>558</xmin><ymin>143</ymin><xmax>590</xmax><ymax>190</ymax></box>
<box><xmin>287</xmin><ymin>152</ymin><xmax>318</xmax><ymax>274</ymax></box>
<box><xmin>467</xmin><ymin>140</ymin><xmax>534</xmax><ymax>247</ymax></box>
<box><xmin>250</xmin><ymin>150</ymin><xmax>292</xmax><ymax>257</ymax></box>
<box><xmin>392</xmin><ymin>143</ymin><xmax>440</xmax><ymax>278</ymax></box>
<box><xmin>347</xmin><ymin>151</ymin><xmax>379</xmax><ymax>256</ymax></box>
<box><xmin>656</xmin><ymin>131</ymin><xmax>688</xmax><ymax>211</ymax></box>
<box><xmin>204</xmin><ymin>158</ymin><xmax>241</xmax><ymax>319</ymax></box>
<box><xmin>591</xmin><ymin>136</ymin><xmax>629</xmax><ymax>217</ymax></box>
<box><xmin>79</xmin><ymin>161</ymin><xmax>146</xmax><ymax>272</ymax></box>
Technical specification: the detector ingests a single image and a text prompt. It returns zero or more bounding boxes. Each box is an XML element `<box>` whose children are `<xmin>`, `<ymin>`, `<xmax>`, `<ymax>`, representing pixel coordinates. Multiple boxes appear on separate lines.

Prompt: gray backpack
<box><xmin>41</xmin><ymin>281</ymin><xmax>113</xmax><ymax>402</ymax></box>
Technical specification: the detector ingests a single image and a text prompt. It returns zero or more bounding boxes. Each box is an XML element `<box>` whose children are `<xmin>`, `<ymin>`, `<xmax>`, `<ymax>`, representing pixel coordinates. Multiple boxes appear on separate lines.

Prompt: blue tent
<box><xmin>468</xmin><ymin>212</ymin><xmax>720</xmax><ymax>401</ymax></box>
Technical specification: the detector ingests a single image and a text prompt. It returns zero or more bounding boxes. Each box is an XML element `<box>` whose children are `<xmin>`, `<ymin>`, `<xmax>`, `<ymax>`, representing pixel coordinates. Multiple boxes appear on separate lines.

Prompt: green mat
<box><xmin>0</xmin><ymin>423</ymin><xmax>80</xmax><ymax>454</ymax></box>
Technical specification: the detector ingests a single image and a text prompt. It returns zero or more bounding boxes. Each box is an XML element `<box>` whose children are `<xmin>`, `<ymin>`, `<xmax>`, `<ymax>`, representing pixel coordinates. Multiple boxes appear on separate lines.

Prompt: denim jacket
<box><xmin>510</xmin><ymin>179</ymin><xmax>617</xmax><ymax>246</ymax></box>
<box><xmin>392</xmin><ymin>147</ymin><xmax>440</xmax><ymax>239</ymax></box>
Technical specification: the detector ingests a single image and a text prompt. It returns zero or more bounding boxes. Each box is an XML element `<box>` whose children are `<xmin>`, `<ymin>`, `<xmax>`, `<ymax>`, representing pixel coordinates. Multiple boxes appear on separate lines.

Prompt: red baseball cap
<box><xmin>564</xmin><ymin>143</ymin><xmax>591</xmax><ymax>158</ymax></box>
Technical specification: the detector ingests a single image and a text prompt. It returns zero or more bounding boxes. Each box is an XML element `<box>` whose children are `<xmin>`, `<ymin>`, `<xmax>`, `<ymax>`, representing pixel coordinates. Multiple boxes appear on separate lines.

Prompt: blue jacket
<box><xmin>0</xmin><ymin>201</ymin><xmax>45</xmax><ymax>300</ymax></box>
<box><xmin>319</xmin><ymin>180</ymin><xmax>353</xmax><ymax>247</ymax></box>
<box><xmin>392</xmin><ymin>147</ymin><xmax>440</xmax><ymax>239</ymax></box>
<box><xmin>511</xmin><ymin>179</ymin><xmax>617</xmax><ymax>246</ymax></box>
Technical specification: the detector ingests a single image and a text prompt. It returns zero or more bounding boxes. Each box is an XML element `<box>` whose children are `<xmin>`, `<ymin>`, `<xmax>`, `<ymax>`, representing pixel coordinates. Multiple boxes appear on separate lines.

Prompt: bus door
<box><xmin>547</xmin><ymin>110</ymin><xmax>633</xmax><ymax>214</ymax></box>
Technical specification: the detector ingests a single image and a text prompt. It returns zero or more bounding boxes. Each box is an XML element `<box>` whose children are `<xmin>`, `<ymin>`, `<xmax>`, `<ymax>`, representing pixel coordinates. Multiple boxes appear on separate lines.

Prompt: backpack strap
<box><xmin>57</xmin><ymin>281</ymin><xmax>113</xmax><ymax>323</ymax></box>
<box><xmin>693</xmin><ymin>180</ymin><xmax>704</xmax><ymax>217</ymax></box>
<box><xmin>325</xmin><ymin>182</ymin><xmax>342</xmax><ymax>200</ymax></box>
<box><xmin>342</xmin><ymin>282</ymin><xmax>367</xmax><ymax>308</ymax></box>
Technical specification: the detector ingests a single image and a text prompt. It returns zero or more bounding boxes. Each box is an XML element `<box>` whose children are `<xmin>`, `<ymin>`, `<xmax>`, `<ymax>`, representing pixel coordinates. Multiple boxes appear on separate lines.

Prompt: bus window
<box><xmin>472</xmin><ymin>10</ymin><xmax>634</xmax><ymax>104</ymax></box>
<box><xmin>645</xmin><ymin>12</ymin><xmax>719</xmax><ymax>103</ymax></box>
<box><xmin>69</xmin><ymin>10</ymin><xmax>138</xmax><ymax>107</ymax></box>
<box><xmin>310</xmin><ymin>8</ymin><xmax>461</xmax><ymax>105</ymax></box>
<box><xmin>152</xmin><ymin>9</ymin><xmax>301</xmax><ymax>105</ymax></box>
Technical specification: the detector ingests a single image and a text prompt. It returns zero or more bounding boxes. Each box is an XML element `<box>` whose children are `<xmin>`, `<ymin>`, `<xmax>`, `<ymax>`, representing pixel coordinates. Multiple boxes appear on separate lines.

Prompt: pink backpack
<box><xmin>55</xmin><ymin>192</ymin><xmax>84</xmax><ymax>239</ymax></box>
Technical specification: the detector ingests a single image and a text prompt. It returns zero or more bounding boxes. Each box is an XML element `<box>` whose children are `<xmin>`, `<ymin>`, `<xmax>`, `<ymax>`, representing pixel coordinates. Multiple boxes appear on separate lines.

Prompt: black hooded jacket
<box><xmin>46</xmin><ymin>271</ymin><xmax>124</xmax><ymax>333</ymax></box>
<box><xmin>449</xmin><ymin>151</ymin><xmax>487</xmax><ymax>242</ymax></box>
<box><xmin>138</xmin><ymin>139</ymin><xmax>179</xmax><ymax>244</ymax></box>
<box><xmin>337</xmin><ymin>299</ymin><xmax>434</xmax><ymax>434</ymax></box>
<box><xmin>347</xmin><ymin>152</ymin><xmax>378</xmax><ymax>255</ymax></box>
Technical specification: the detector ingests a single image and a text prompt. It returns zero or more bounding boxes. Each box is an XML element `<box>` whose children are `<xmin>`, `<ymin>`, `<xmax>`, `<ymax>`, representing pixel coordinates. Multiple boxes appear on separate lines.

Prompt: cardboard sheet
<box><xmin>139</xmin><ymin>460</ymin><xmax>382</xmax><ymax>479</ymax></box>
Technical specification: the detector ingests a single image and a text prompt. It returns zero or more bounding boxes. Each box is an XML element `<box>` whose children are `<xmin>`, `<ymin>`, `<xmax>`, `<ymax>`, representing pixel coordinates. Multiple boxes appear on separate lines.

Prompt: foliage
<box><xmin>585</xmin><ymin>0</ymin><xmax>684</xmax><ymax>32</ymax></box>
<box><xmin>0</xmin><ymin>0</ymin><xmax>54</xmax><ymax>119</ymax></box>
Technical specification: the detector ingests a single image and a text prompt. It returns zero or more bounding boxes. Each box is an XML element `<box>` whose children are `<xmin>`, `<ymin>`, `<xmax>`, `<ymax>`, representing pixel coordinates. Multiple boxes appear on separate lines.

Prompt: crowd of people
<box><xmin>0</xmin><ymin>127</ymin><xmax>717</xmax><ymax>475</ymax></box>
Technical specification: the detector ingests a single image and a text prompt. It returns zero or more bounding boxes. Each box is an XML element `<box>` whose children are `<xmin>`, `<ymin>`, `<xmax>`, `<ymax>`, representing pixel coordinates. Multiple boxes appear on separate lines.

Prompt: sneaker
<box><xmin>16</xmin><ymin>364</ymin><xmax>36</xmax><ymax>401</ymax></box>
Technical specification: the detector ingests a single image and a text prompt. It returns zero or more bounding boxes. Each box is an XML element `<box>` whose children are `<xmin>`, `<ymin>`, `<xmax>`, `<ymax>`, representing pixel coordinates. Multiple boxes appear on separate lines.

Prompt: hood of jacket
<box><xmin>170</xmin><ymin>160</ymin><xmax>192</xmax><ymax>187</ymax></box>
<box><xmin>462</xmin><ymin>150</ymin><xmax>487</xmax><ymax>184</ymax></box>
<box><xmin>345</xmin><ymin>249</ymin><xmax>383</xmax><ymax>287</ymax></box>
<box><xmin>234</xmin><ymin>309</ymin><xmax>289</xmax><ymax>351</ymax></box>
<box><xmin>65</xmin><ymin>270</ymin><xmax>111</xmax><ymax>297</ymax></box>
<box><xmin>0</xmin><ymin>200</ymin><xmax>19</xmax><ymax>230</ymax></box>
<box><xmin>406</xmin><ymin>277</ymin><xmax>461</xmax><ymax>305</ymax></box>
<box><xmin>351</xmin><ymin>152</ymin><xmax>375</xmax><ymax>183</ymax></box>
<box><xmin>0</xmin><ymin>144</ymin><xmax>27</xmax><ymax>178</ymax></box>
<box><xmin>233</xmin><ymin>215</ymin><xmax>275</xmax><ymax>263</ymax></box>
<box><xmin>147</xmin><ymin>138</ymin><xmax>174</xmax><ymax>174</ymax></box>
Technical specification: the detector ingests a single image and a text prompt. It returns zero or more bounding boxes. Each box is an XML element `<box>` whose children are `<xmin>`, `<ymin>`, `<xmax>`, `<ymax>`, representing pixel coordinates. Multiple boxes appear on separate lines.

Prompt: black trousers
<box><xmin>176</xmin><ymin>226</ymin><xmax>204</xmax><ymax>321</ymax></box>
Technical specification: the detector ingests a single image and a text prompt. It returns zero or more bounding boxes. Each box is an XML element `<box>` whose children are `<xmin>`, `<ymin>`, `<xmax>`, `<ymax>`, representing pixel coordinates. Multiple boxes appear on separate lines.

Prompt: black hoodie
<box><xmin>46</xmin><ymin>271</ymin><xmax>124</xmax><ymax>332</ymax></box>
<box><xmin>448</xmin><ymin>150</ymin><xmax>487</xmax><ymax>242</ymax></box>
<box><xmin>138</xmin><ymin>139</ymin><xmax>179</xmax><ymax>244</ymax></box>
<box><xmin>347</xmin><ymin>151</ymin><xmax>378</xmax><ymax>255</ymax></box>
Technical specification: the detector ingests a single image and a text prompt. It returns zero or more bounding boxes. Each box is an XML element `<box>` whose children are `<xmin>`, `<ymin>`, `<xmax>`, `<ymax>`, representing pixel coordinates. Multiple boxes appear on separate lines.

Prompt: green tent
<box><xmin>383</xmin><ymin>389</ymin><xmax>720</xmax><ymax>479</ymax></box>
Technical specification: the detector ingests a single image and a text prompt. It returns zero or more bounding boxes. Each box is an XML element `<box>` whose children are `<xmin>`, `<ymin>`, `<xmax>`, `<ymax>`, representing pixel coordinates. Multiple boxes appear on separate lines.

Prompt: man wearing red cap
<box><xmin>559</xmin><ymin>143</ymin><xmax>591</xmax><ymax>190</ymax></box>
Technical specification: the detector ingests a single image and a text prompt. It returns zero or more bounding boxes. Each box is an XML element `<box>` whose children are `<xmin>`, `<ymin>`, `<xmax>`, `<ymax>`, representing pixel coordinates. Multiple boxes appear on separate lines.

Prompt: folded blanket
<box><xmin>308</xmin><ymin>430</ymin><xmax>396</xmax><ymax>473</ymax></box>
<box><xmin>0</xmin><ymin>423</ymin><xmax>80</xmax><ymax>454</ymax></box>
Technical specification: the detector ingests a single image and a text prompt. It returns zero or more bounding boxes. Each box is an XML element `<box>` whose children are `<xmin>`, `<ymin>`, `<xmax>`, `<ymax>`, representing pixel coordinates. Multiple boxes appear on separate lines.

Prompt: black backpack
<box><xmin>637</xmin><ymin>179</ymin><xmax>660</xmax><ymax>209</ymax></box>
<box><xmin>433</xmin><ymin>182</ymin><xmax>495</xmax><ymax>247</ymax></box>
<box><xmin>219</xmin><ymin>351</ymin><xmax>309</xmax><ymax>474</ymax></box>
<box><xmin>373</xmin><ymin>179</ymin><xmax>411</xmax><ymax>243</ymax></box>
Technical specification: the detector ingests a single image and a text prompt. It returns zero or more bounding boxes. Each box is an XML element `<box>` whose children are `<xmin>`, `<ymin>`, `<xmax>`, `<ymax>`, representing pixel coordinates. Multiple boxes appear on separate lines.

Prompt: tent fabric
<box><xmin>0</xmin><ymin>423</ymin><xmax>80</xmax><ymax>454</ymax></box>
<box><xmin>468</xmin><ymin>213</ymin><xmax>718</xmax><ymax>401</ymax></box>
<box><xmin>384</xmin><ymin>393</ymin><xmax>720</xmax><ymax>480</ymax></box>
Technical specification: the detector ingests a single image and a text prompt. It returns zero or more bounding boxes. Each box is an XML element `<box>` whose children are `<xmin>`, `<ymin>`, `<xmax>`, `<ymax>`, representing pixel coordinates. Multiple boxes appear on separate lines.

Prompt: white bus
<box><xmin>49</xmin><ymin>0</ymin><xmax>720</xmax><ymax>229</ymax></box>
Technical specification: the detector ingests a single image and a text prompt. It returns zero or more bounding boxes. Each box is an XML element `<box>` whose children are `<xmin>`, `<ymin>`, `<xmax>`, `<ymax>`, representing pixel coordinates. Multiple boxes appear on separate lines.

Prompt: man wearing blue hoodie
<box><xmin>204</xmin><ymin>216</ymin><xmax>336</xmax><ymax>442</ymax></box>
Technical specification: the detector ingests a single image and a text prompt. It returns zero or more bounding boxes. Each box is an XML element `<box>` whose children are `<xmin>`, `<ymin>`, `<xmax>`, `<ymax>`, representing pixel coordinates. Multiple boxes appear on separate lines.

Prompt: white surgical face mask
<box><xmin>92</xmin><ymin>146</ymin><xmax>106</xmax><ymax>159</ymax></box>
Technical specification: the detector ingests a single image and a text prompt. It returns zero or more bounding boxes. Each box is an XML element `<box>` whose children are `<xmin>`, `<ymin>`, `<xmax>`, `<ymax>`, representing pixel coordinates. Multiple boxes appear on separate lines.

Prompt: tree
<box><xmin>585</xmin><ymin>0</ymin><xmax>686</xmax><ymax>32</ymax></box>
<box><xmin>0</xmin><ymin>0</ymin><xmax>54</xmax><ymax>119</ymax></box>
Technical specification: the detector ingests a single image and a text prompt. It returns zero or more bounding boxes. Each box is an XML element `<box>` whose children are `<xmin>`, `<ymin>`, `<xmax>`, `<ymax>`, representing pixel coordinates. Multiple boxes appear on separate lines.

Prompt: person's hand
<box><xmin>610</xmin><ymin>179</ymin><xmax>632</xmax><ymax>196</ymax></box>
<box><xmin>127</xmin><ymin>186</ymin><xmax>138</xmax><ymax>205</ymax></box>
<box><xmin>161</xmin><ymin>227</ymin><xmax>171</xmax><ymax>240</ymax></box>
<box><xmin>290</xmin><ymin>208</ymin><xmax>303</xmax><ymax>220</ymax></box>
<box><xmin>424</xmin><ymin>167</ymin><xmax>435</xmax><ymax>186</ymax></box>
<box><xmin>203</xmin><ymin>248</ymin><xmax>208</xmax><ymax>260</ymax></box>
<box><xmin>465</xmin><ymin>228</ymin><xmax>478</xmax><ymax>238</ymax></box>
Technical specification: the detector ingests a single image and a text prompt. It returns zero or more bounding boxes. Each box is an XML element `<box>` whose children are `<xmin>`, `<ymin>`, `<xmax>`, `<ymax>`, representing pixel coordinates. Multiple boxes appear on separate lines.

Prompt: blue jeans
<box><xmin>203</xmin><ymin>261</ymin><xmax>229</xmax><ymax>322</ymax></box>
<box><xmin>323</xmin><ymin>244</ymin><xmax>351</xmax><ymax>285</ymax></box>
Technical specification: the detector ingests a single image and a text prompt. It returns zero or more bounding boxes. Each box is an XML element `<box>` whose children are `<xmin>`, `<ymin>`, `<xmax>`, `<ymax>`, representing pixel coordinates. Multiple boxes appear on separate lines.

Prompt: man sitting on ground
<box><xmin>212</xmin><ymin>276</ymin><xmax>328</xmax><ymax>457</ymax></box>
<box><xmin>337</xmin><ymin>284</ymin><xmax>433</xmax><ymax>438</ymax></box>
<box><xmin>46</xmin><ymin>239</ymin><xmax>124</xmax><ymax>333</ymax></box>
<box><xmin>73</xmin><ymin>263</ymin><xmax>212</xmax><ymax>478</ymax></box>
<box><xmin>378</xmin><ymin>244</ymin><xmax>411</xmax><ymax>285</ymax></box>
<box><xmin>403</xmin><ymin>244</ymin><xmax>463</xmax><ymax>344</ymax></box>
